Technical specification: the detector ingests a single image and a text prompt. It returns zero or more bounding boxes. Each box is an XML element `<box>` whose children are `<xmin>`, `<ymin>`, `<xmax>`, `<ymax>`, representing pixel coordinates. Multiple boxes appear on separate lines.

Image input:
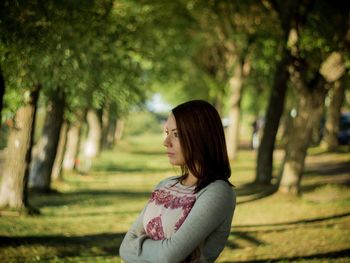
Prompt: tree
<box><xmin>279</xmin><ymin>52</ymin><xmax>346</xmax><ymax>194</ymax></box>
<box><xmin>0</xmin><ymin>66</ymin><xmax>5</xmax><ymax>125</ymax></box>
<box><xmin>0</xmin><ymin>0</ymin><xmax>50</xmax><ymax>210</ymax></box>
<box><xmin>193</xmin><ymin>1</ymin><xmax>281</xmax><ymax>160</ymax></box>
<box><xmin>0</xmin><ymin>0</ymin><xmax>148</xmax><ymax>208</ymax></box>
<box><xmin>29</xmin><ymin>89</ymin><xmax>65</xmax><ymax>191</ymax></box>
<box><xmin>321</xmin><ymin>74</ymin><xmax>348</xmax><ymax>150</ymax></box>
<box><xmin>278</xmin><ymin>1</ymin><xmax>349</xmax><ymax>195</ymax></box>
<box><xmin>83</xmin><ymin>109</ymin><xmax>102</xmax><ymax>160</ymax></box>
<box><xmin>0</xmin><ymin>85</ymin><xmax>40</xmax><ymax>212</ymax></box>
<box><xmin>51</xmin><ymin>121</ymin><xmax>68</xmax><ymax>181</ymax></box>
<box><xmin>153</xmin><ymin>0</ymin><xmax>276</xmax><ymax>159</ymax></box>
<box><xmin>62</xmin><ymin>111</ymin><xmax>85</xmax><ymax>172</ymax></box>
<box><xmin>256</xmin><ymin>0</ymin><xmax>312</xmax><ymax>184</ymax></box>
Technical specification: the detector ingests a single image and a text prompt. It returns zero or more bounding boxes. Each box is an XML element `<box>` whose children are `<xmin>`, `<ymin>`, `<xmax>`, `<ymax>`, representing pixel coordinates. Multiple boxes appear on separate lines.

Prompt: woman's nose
<box><xmin>163</xmin><ymin>135</ymin><xmax>172</xmax><ymax>147</ymax></box>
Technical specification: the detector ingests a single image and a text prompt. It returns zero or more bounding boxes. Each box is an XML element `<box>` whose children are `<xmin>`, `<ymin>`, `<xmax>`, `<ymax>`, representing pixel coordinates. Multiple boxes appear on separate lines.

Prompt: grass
<box><xmin>0</xmin><ymin>133</ymin><xmax>349</xmax><ymax>262</ymax></box>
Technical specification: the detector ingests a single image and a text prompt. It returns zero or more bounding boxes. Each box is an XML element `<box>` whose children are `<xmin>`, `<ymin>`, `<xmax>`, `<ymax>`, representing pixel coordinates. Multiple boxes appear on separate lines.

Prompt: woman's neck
<box><xmin>181</xmin><ymin>173</ymin><xmax>197</xmax><ymax>187</ymax></box>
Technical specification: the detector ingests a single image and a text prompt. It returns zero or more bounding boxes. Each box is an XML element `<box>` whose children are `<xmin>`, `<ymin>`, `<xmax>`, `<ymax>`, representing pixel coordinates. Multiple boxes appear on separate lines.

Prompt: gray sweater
<box><xmin>119</xmin><ymin>177</ymin><xmax>236</xmax><ymax>263</ymax></box>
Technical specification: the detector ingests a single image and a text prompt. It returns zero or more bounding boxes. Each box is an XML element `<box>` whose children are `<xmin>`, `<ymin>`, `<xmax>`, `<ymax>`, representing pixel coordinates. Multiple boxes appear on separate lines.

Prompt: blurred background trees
<box><xmin>0</xmin><ymin>0</ymin><xmax>349</xmax><ymax>213</ymax></box>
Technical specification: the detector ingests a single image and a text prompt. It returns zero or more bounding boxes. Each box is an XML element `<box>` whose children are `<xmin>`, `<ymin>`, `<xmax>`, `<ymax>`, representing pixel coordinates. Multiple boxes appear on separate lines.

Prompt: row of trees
<box><xmin>150</xmin><ymin>0</ymin><xmax>349</xmax><ymax>195</ymax></box>
<box><xmin>0</xmin><ymin>0</ymin><xmax>349</xmax><ymax>213</ymax></box>
<box><xmin>0</xmin><ymin>0</ymin><xmax>200</xmax><ymax>213</ymax></box>
<box><xmin>0</xmin><ymin>0</ymin><xmax>156</xmax><ymax>213</ymax></box>
<box><xmin>155</xmin><ymin>0</ymin><xmax>349</xmax><ymax>194</ymax></box>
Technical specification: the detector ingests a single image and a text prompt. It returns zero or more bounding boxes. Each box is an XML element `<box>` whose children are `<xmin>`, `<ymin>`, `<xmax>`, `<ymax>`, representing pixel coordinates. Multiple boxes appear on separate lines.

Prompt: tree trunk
<box><xmin>321</xmin><ymin>75</ymin><xmax>347</xmax><ymax>150</ymax></box>
<box><xmin>77</xmin><ymin>109</ymin><xmax>102</xmax><ymax>173</ymax></box>
<box><xmin>114</xmin><ymin>118</ymin><xmax>125</xmax><ymax>142</ymax></box>
<box><xmin>0</xmin><ymin>85</ymin><xmax>40</xmax><ymax>211</ymax></box>
<box><xmin>29</xmin><ymin>89</ymin><xmax>65</xmax><ymax>192</ymax></box>
<box><xmin>256</xmin><ymin>47</ymin><xmax>290</xmax><ymax>184</ymax></box>
<box><xmin>105</xmin><ymin>111</ymin><xmax>117</xmax><ymax>148</ymax></box>
<box><xmin>63</xmin><ymin>121</ymin><xmax>82</xmax><ymax>171</ymax></box>
<box><xmin>84</xmin><ymin>108</ymin><xmax>102</xmax><ymax>159</ymax></box>
<box><xmin>279</xmin><ymin>47</ymin><xmax>346</xmax><ymax>196</ymax></box>
<box><xmin>226</xmin><ymin>63</ymin><xmax>243</xmax><ymax>160</ymax></box>
<box><xmin>51</xmin><ymin>120</ymin><xmax>68</xmax><ymax>181</ymax></box>
<box><xmin>0</xmin><ymin>66</ymin><xmax>5</xmax><ymax>126</ymax></box>
<box><xmin>255</xmin><ymin>0</ymin><xmax>315</xmax><ymax>184</ymax></box>
<box><xmin>214</xmin><ymin>87</ymin><xmax>225</xmax><ymax>116</ymax></box>
<box><xmin>101</xmin><ymin>104</ymin><xmax>110</xmax><ymax>150</ymax></box>
<box><xmin>279</xmin><ymin>85</ymin><xmax>327</xmax><ymax>195</ymax></box>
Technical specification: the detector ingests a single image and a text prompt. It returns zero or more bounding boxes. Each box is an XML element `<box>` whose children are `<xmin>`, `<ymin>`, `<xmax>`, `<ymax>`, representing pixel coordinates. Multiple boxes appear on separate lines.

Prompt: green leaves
<box><xmin>0</xmin><ymin>0</ymin><xmax>150</xmax><ymax>118</ymax></box>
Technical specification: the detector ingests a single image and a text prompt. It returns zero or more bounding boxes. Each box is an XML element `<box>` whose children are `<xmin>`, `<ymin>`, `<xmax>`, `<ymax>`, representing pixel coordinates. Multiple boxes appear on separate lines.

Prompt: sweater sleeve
<box><xmin>135</xmin><ymin>180</ymin><xmax>235</xmax><ymax>263</ymax></box>
<box><xmin>119</xmin><ymin>206</ymin><xmax>151</xmax><ymax>263</ymax></box>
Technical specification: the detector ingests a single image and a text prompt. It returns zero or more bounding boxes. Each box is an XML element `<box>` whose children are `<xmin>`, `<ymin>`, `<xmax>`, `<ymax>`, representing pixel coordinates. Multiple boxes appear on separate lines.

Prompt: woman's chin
<box><xmin>168</xmin><ymin>159</ymin><xmax>184</xmax><ymax>166</ymax></box>
<box><xmin>169</xmin><ymin>159</ymin><xmax>179</xmax><ymax>165</ymax></box>
<box><xmin>169</xmin><ymin>161</ymin><xmax>178</xmax><ymax>165</ymax></box>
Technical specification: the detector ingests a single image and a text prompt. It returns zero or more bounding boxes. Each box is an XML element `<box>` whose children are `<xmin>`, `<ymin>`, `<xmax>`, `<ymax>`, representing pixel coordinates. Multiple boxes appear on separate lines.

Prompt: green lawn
<box><xmin>0</xmin><ymin>133</ymin><xmax>349</xmax><ymax>262</ymax></box>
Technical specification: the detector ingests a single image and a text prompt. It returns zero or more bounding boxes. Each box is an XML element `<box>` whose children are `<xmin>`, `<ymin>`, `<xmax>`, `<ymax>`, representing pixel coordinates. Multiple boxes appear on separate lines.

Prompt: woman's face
<box><xmin>163</xmin><ymin>113</ymin><xmax>185</xmax><ymax>166</ymax></box>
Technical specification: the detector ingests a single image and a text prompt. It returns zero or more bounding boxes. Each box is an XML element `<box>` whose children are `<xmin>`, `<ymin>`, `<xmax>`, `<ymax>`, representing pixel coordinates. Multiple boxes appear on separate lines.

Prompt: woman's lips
<box><xmin>167</xmin><ymin>152</ymin><xmax>175</xmax><ymax>157</ymax></box>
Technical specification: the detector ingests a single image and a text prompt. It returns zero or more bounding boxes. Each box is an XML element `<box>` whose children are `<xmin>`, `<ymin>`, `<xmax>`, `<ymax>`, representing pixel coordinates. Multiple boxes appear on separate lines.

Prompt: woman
<box><xmin>119</xmin><ymin>100</ymin><xmax>236</xmax><ymax>263</ymax></box>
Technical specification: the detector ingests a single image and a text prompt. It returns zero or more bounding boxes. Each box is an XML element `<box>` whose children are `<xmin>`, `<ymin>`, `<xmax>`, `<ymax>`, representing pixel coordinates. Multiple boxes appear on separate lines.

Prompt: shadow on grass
<box><xmin>92</xmin><ymin>162</ymin><xmax>170</xmax><ymax>173</ymax></box>
<box><xmin>301</xmin><ymin>161</ymin><xmax>350</xmax><ymax>193</ymax></box>
<box><xmin>233</xmin><ymin>211</ymin><xmax>350</xmax><ymax>229</ymax></box>
<box><xmin>308</xmin><ymin>146</ymin><xmax>350</xmax><ymax>156</ymax></box>
<box><xmin>235</xmin><ymin>159</ymin><xmax>350</xmax><ymax>204</ymax></box>
<box><xmin>236</xmin><ymin>183</ymin><xmax>278</xmax><ymax>205</ymax></box>
<box><xmin>226</xmin><ymin>231</ymin><xmax>265</xmax><ymax>249</ymax></box>
<box><xmin>305</xmin><ymin>161</ymin><xmax>350</xmax><ymax>177</ymax></box>
<box><xmin>301</xmin><ymin>179</ymin><xmax>350</xmax><ymax>193</ymax></box>
<box><xmin>129</xmin><ymin>149</ymin><xmax>166</xmax><ymax>156</ymax></box>
<box><xmin>235</xmin><ymin>182</ymin><xmax>276</xmax><ymax>196</ymax></box>
<box><xmin>0</xmin><ymin>232</ymin><xmax>125</xmax><ymax>258</ymax></box>
<box><xmin>222</xmin><ymin>248</ymin><xmax>350</xmax><ymax>262</ymax></box>
<box><xmin>30</xmin><ymin>189</ymin><xmax>151</xmax><ymax>208</ymax></box>
<box><xmin>226</xmin><ymin>212</ymin><xmax>350</xmax><ymax>261</ymax></box>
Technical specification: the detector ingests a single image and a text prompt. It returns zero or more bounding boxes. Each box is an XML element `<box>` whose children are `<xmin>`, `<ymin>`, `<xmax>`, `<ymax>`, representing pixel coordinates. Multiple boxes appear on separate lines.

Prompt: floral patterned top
<box><xmin>119</xmin><ymin>176</ymin><xmax>236</xmax><ymax>263</ymax></box>
<box><xmin>143</xmin><ymin>180</ymin><xmax>196</xmax><ymax>240</ymax></box>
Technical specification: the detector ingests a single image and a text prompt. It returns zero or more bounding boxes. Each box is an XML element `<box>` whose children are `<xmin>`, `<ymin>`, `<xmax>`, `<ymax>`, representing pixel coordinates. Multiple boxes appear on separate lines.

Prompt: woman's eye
<box><xmin>174</xmin><ymin>132</ymin><xmax>179</xmax><ymax>138</ymax></box>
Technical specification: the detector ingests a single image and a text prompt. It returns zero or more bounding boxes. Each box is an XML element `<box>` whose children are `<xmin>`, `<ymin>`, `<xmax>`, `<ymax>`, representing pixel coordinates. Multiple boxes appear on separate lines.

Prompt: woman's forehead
<box><xmin>164</xmin><ymin>114</ymin><xmax>177</xmax><ymax>129</ymax></box>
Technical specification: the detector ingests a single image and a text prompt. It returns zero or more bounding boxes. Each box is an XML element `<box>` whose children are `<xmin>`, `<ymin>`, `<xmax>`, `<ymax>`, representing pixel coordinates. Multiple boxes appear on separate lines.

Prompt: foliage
<box><xmin>123</xmin><ymin>110</ymin><xmax>164</xmax><ymax>136</ymax></box>
<box><xmin>295</xmin><ymin>0</ymin><xmax>350</xmax><ymax>84</ymax></box>
<box><xmin>0</xmin><ymin>0</ymin><xmax>149</xmax><ymax>122</ymax></box>
<box><xmin>0</xmin><ymin>0</ymin><xmax>289</xmax><ymax>120</ymax></box>
<box><xmin>148</xmin><ymin>0</ymin><xmax>285</xmax><ymax>116</ymax></box>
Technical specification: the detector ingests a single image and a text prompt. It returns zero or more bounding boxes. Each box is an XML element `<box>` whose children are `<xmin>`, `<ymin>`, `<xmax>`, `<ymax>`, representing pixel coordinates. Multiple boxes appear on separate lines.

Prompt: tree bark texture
<box><xmin>279</xmin><ymin>84</ymin><xmax>327</xmax><ymax>195</ymax></box>
<box><xmin>106</xmin><ymin>119</ymin><xmax>116</xmax><ymax>148</ymax></box>
<box><xmin>279</xmin><ymin>43</ymin><xmax>346</xmax><ymax>196</ymax></box>
<box><xmin>0</xmin><ymin>85</ymin><xmax>40</xmax><ymax>210</ymax></box>
<box><xmin>51</xmin><ymin>120</ymin><xmax>68</xmax><ymax>181</ymax></box>
<box><xmin>0</xmin><ymin>66</ymin><xmax>5</xmax><ymax>125</ymax></box>
<box><xmin>256</xmin><ymin>0</ymin><xmax>315</xmax><ymax>184</ymax></box>
<box><xmin>83</xmin><ymin>108</ymin><xmax>102</xmax><ymax>159</ymax></box>
<box><xmin>114</xmin><ymin>118</ymin><xmax>125</xmax><ymax>142</ymax></box>
<box><xmin>105</xmin><ymin>112</ymin><xmax>117</xmax><ymax>148</ymax></box>
<box><xmin>29</xmin><ymin>89</ymin><xmax>65</xmax><ymax>191</ymax></box>
<box><xmin>101</xmin><ymin>104</ymin><xmax>110</xmax><ymax>149</ymax></box>
<box><xmin>75</xmin><ymin>109</ymin><xmax>102</xmax><ymax>173</ymax></box>
<box><xmin>63</xmin><ymin>121</ymin><xmax>82</xmax><ymax>171</ymax></box>
<box><xmin>226</xmin><ymin>62</ymin><xmax>243</xmax><ymax>160</ymax></box>
<box><xmin>321</xmin><ymin>79</ymin><xmax>345</xmax><ymax>149</ymax></box>
<box><xmin>256</xmin><ymin>47</ymin><xmax>290</xmax><ymax>184</ymax></box>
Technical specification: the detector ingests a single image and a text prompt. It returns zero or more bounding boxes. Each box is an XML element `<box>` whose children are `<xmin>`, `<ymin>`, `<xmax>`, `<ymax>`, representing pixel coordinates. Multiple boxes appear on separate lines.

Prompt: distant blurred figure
<box><xmin>251</xmin><ymin>117</ymin><xmax>264</xmax><ymax>150</ymax></box>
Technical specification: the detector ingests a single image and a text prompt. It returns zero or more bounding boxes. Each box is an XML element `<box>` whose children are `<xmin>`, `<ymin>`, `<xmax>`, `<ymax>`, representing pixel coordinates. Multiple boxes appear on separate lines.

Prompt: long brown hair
<box><xmin>172</xmin><ymin>100</ymin><xmax>232</xmax><ymax>193</ymax></box>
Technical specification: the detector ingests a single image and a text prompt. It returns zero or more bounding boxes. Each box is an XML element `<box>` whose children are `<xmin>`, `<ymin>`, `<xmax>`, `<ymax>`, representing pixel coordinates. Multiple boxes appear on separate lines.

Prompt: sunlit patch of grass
<box><xmin>303</xmin><ymin>184</ymin><xmax>350</xmax><ymax>204</ymax></box>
